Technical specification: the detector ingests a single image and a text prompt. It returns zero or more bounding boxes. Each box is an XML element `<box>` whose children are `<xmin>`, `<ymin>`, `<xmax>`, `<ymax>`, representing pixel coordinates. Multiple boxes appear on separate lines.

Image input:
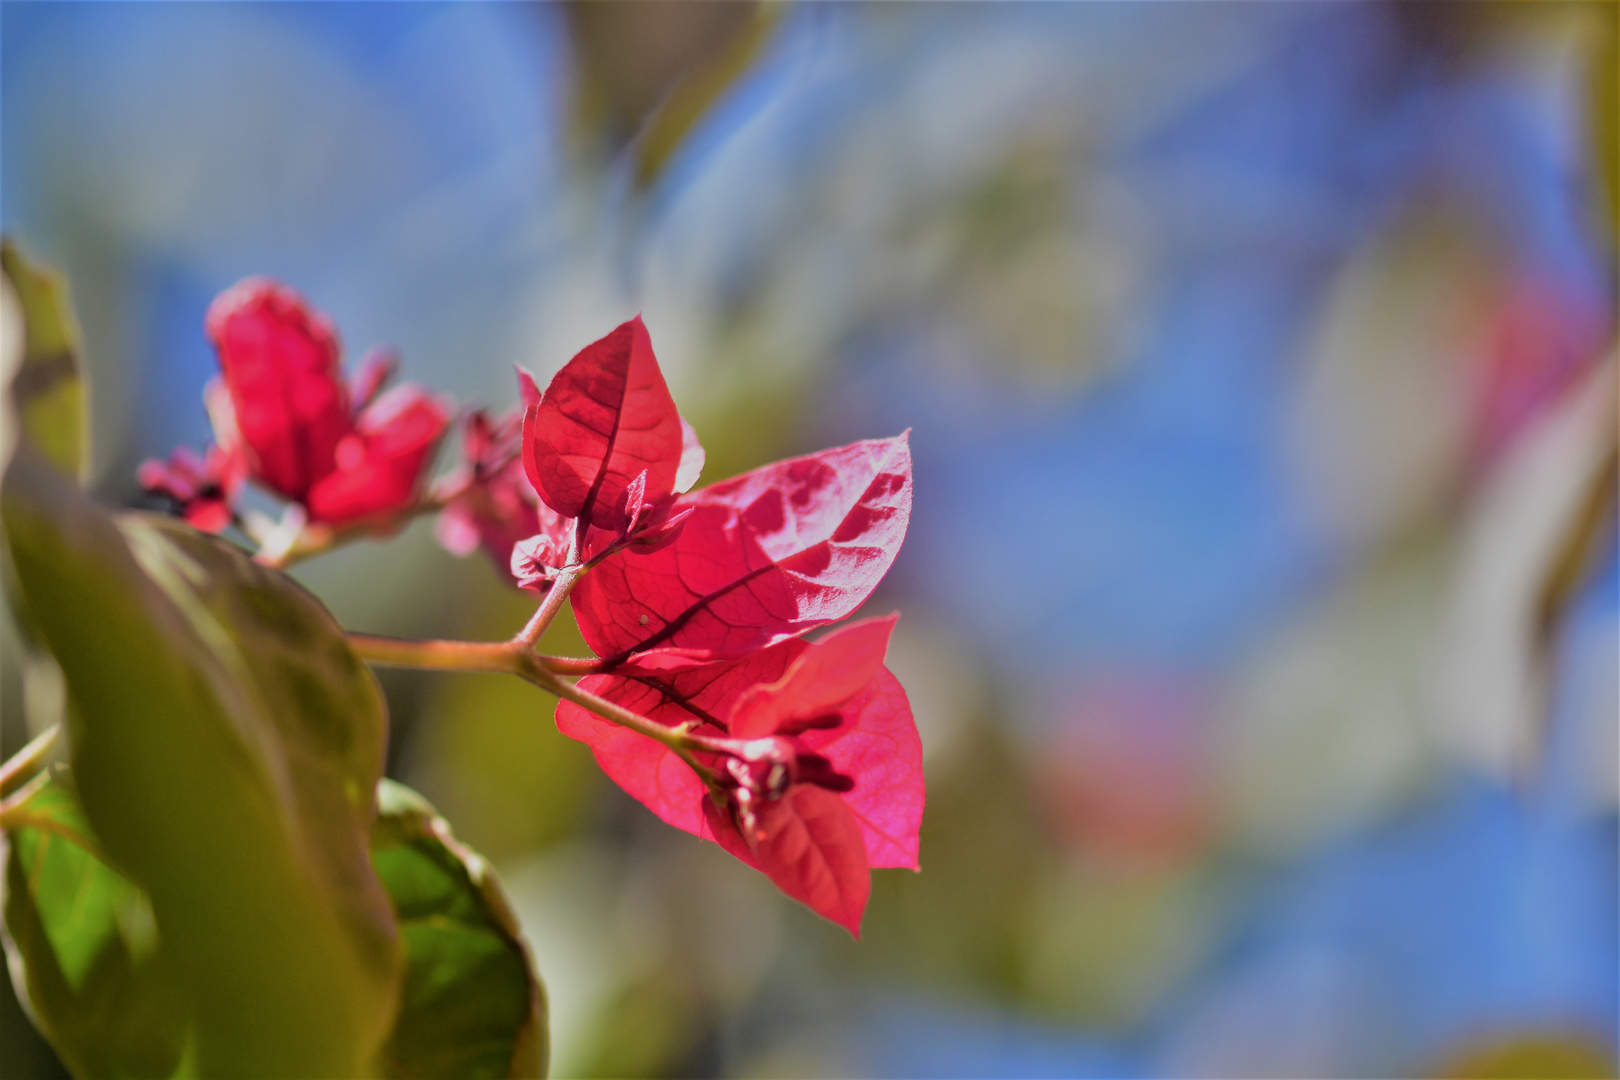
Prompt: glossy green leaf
<box><xmin>1</xmin><ymin>772</ymin><xmax>189</xmax><ymax>1079</ymax></box>
<box><xmin>1</xmin><ymin>455</ymin><xmax>400</xmax><ymax>1078</ymax></box>
<box><xmin>371</xmin><ymin>779</ymin><xmax>547</xmax><ymax>1080</ymax></box>
<box><xmin>4</xmin><ymin>773</ymin><xmax>549</xmax><ymax>1080</ymax></box>
<box><xmin>1</xmin><ymin>239</ymin><xmax>86</xmax><ymax>480</ymax></box>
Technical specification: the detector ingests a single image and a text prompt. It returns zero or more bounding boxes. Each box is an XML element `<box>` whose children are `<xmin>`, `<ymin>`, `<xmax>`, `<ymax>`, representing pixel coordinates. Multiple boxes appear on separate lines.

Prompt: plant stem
<box><xmin>344</xmin><ymin>632</ymin><xmax>722</xmax><ymax>792</ymax></box>
<box><xmin>341</xmin><ymin>526</ymin><xmax>728</xmax><ymax>788</ymax></box>
<box><xmin>0</xmin><ymin>725</ymin><xmax>59</xmax><ymax>797</ymax></box>
<box><xmin>0</xmin><ymin>796</ymin><xmax>114</xmax><ymax>864</ymax></box>
<box><xmin>347</xmin><ymin>635</ymin><xmax>609</xmax><ymax>680</ymax></box>
<box><xmin>521</xmin><ymin>662</ymin><xmax>721</xmax><ymax>793</ymax></box>
<box><xmin>514</xmin><ymin>563</ymin><xmax>583</xmax><ymax>648</ymax></box>
<box><xmin>523</xmin><ymin>665</ymin><xmax>675</xmax><ymax>751</ymax></box>
<box><xmin>254</xmin><ymin>487</ymin><xmax>462</xmax><ymax>571</ymax></box>
<box><xmin>535</xmin><ymin>654</ymin><xmax>609</xmax><ymax>675</ymax></box>
<box><xmin>347</xmin><ymin>634</ymin><xmax>521</xmax><ymax>674</ymax></box>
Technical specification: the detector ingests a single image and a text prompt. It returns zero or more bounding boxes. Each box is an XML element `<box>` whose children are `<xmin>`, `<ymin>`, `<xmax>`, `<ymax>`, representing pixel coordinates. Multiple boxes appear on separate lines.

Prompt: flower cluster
<box><xmin>478</xmin><ymin>315</ymin><xmax>922</xmax><ymax>934</ymax></box>
<box><xmin>140</xmin><ymin>279</ymin><xmax>450</xmax><ymax>536</ymax></box>
<box><xmin>142</xmin><ymin>283</ymin><xmax>923</xmax><ymax>934</ymax></box>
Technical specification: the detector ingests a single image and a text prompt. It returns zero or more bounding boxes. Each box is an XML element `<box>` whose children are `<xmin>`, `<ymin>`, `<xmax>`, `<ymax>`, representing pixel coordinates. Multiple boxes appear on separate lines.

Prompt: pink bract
<box><xmin>206</xmin><ymin>278</ymin><xmax>350</xmax><ymax>503</ymax></box>
<box><xmin>201</xmin><ymin>279</ymin><xmax>449</xmax><ymax>527</ymax></box>
<box><xmin>705</xmin><ymin>784</ymin><xmax>871</xmax><ymax>938</ymax></box>
<box><xmin>305</xmin><ymin>384</ymin><xmax>450</xmax><ymax>525</ymax></box>
<box><xmin>554</xmin><ymin>614</ymin><xmax>924</xmax><ymax>931</ymax></box>
<box><xmin>570</xmin><ymin>433</ymin><xmax>912</xmax><ymax>661</ymax></box>
<box><xmin>522</xmin><ymin>316</ymin><xmax>687</xmax><ymax>537</ymax></box>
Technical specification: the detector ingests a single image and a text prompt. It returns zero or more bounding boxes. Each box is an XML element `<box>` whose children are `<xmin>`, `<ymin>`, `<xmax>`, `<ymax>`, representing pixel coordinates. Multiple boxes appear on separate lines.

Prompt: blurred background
<box><xmin>2</xmin><ymin>3</ymin><xmax>1616</xmax><ymax>1077</ymax></box>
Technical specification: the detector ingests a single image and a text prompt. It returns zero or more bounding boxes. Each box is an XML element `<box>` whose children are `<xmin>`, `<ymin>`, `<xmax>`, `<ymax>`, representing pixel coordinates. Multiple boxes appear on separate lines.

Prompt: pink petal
<box><xmin>571</xmin><ymin>433</ymin><xmax>912</xmax><ymax>660</ymax></box>
<box><xmin>675</xmin><ymin>417</ymin><xmax>705</xmax><ymax>494</ymax></box>
<box><xmin>557</xmin><ymin>639</ymin><xmax>923</xmax><ymax>871</ymax></box>
<box><xmin>206</xmin><ymin>278</ymin><xmax>351</xmax><ymax>502</ymax></box>
<box><xmin>800</xmin><ymin>666</ymin><xmax>923</xmax><ymax>871</ymax></box>
<box><xmin>705</xmin><ymin>786</ymin><xmax>871</xmax><ymax>937</ymax></box>
<box><xmin>554</xmin><ymin>676</ymin><xmax>715</xmax><ymax>839</ymax></box>
<box><xmin>521</xmin><ymin>316</ymin><xmax>686</xmax><ymax>538</ymax></box>
<box><xmin>304</xmin><ymin>385</ymin><xmax>449</xmax><ymax>525</ymax></box>
<box><xmin>729</xmin><ymin>614</ymin><xmax>898</xmax><ymax>738</ymax></box>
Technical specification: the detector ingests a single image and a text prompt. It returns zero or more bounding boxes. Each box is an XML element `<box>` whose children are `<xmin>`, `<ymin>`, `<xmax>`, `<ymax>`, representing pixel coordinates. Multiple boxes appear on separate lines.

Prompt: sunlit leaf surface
<box><xmin>3</xmin><ymin>775</ymin><xmax>551</xmax><ymax>1080</ymax></box>
<box><xmin>372</xmin><ymin>778</ymin><xmax>548</xmax><ymax>1080</ymax></box>
<box><xmin>1</xmin><ymin>773</ymin><xmax>189</xmax><ymax>1079</ymax></box>
<box><xmin>2</xmin><ymin>458</ymin><xmax>399</xmax><ymax>1078</ymax></box>
<box><xmin>0</xmin><ymin>240</ymin><xmax>86</xmax><ymax>481</ymax></box>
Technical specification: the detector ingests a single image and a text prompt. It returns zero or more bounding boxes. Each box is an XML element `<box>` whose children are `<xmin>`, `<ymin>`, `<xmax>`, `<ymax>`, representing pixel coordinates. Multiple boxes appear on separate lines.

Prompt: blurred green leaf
<box><xmin>409</xmin><ymin>668</ymin><xmax>594</xmax><ymax>862</ymax></box>
<box><xmin>573</xmin><ymin>967</ymin><xmax>699</xmax><ymax>1080</ymax></box>
<box><xmin>1589</xmin><ymin>4</ymin><xmax>1617</xmax><ymax>252</ymax></box>
<box><xmin>1</xmin><ymin>456</ymin><xmax>400</xmax><ymax>1077</ymax></box>
<box><xmin>631</xmin><ymin>3</ymin><xmax>779</xmax><ymax>188</ymax></box>
<box><xmin>1</xmin><ymin>772</ymin><xmax>189</xmax><ymax>1079</ymax></box>
<box><xmin>371</xmin><ymin>778</ymin><xmax>547</xmax><ymax>1080</ymax></box>
<box><xmin>4</xmin><ymin>775</ymin><xmax>549</xmax><ymax>1080</ymax></box>
<box><xmin>565</xmin><ymin>1</ymin><xmax>777</xmax><ymax>189</ymax></box>
<box><xmin>1433</xmin><ymin>1032</ymin><xmax>1617</xmax><ymax>1079</ymax></box>
<box><xmin>1</xmin><ymin>240</ymin><xmax>86</xmax><ymax>481</ymax></box>
<box><xmin>852</xmin><ymin>722</ymin><xmax>1050</xmax><ymax>1003</ymax></box>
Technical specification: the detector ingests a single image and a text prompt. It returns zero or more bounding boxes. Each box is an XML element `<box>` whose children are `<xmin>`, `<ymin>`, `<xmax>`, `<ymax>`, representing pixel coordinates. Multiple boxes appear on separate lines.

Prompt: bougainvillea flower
<box><xmin>555</xmin><ymin>615</ymin><xmax>922</xmax><ymax>934</ymax></box>
<box><xmin>443</xmin><ymin>333</ymin><xmax>703</xmax><ymax>582</ymax></box>
<box><xmin>136</xmin><ymin>444</ymin><xmax>243</xmax><ymax>534</ymax></box>
<box><xmin>509</xmin><ymin>503</ymin><xmax>574</xmax><ymax>592</ymax></box>
<box><xmin>304</xmin><ymin>384</ymin><xmax>450</xmax><ymax>525</ymax></box>
<box><xmin>702</xmin><ymin>784</ymin><xmax>870</xmax><ymax>935</ymax></box>
<box><xmin>518</xmin><ymin>317</ymin><xmax>703</xmax><ymax>561</ymax></box>
<box><xmin>200</xmin><ymin>278</ymin><xmax>449</xmax><ymax>527</ymax></box>
<box><xmin>523</xmin><ymin>315</ymin><xmax>685</xmax><ymax>531</ymax></box>
<box><xmin>435</xmin><ymin>406</ymin><xmax>545</xmax><ymax>572</ymax></box>
<box><xmin>206</xmin><ymin>278</ymin><xmax>350</xmax><ymax>503</ymax></box>
<box><xmin>348</xmin><ymin>346</ymin><xmax>399</xmax><ymax>413</ymax></box>
<box><xmin>435</xmin><ymin>408</ymin><xmax>525</xmax><ymax>556</ymax></box>
<box><xmin>570</xmin><ymin>433</ymin><xmax>912</xmax><ymax>662</ymax></box>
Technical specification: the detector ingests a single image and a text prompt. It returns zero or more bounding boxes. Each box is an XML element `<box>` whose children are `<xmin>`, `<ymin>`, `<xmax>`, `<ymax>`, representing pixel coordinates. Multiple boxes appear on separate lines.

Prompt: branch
<box><xmin>344</xmin><ymin>633</ymin><xmax>722</xmax><ymax>795</ymax></box>
<box><xmin>513</xmin><ymin>563</ymin><xmax>583</xmax><ymax>648</ymax></box>
<box><xmin>344</xmin><ymin>529</ymin><xmax>725</xmax><ymax>790</ymax></box>
<box><xmin>0</xmin><ymin>725</ymin><xmax>60</xmax><ymax>797</ymax></box>
<box><xmin>346</xmin><ymin>634</ymin><xmax>522</xmax><ymax>674</ymax></box>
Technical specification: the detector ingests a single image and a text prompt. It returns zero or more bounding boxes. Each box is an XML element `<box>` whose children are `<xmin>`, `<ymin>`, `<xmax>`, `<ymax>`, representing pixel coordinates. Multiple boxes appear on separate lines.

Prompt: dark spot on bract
<box><xmin>742</xmin><ymin>490</ymin><xmax>786</xmax><ymax>534</ymax></box>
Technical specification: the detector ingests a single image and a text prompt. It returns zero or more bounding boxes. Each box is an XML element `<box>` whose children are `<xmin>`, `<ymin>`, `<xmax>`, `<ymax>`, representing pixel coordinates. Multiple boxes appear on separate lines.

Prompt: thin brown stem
<box><xmin>522</xmin><ymin>663</ymin><xmax>722</xmax><ymax>794</ymax></box>
<box><xmin>0</xmin><ymin>725</ymin><xmax>60</xmax><ymax>797</ymax></box>
<box><xmin>346</xmin><ymin>634</ymin><xmax>522</xmax><ymax>674</ymax></box>
<box><xmin>0</xmin><ymin>803</ymin><xmax>114</xmax><ymax>865</ymax></box>
<box><xmin>535</xmin><ymin>654</ymin><xmax>610</xmax><ymax>675</ymax></box>
<box><xmin>345</xmin><ymin>628</ymin><xmax>721</xmax><ymax>793</ymax></box>
<box><xmin>343</xmin><ymin>514</ymin><xmax>726</xmax><ymax>798</ymax></box>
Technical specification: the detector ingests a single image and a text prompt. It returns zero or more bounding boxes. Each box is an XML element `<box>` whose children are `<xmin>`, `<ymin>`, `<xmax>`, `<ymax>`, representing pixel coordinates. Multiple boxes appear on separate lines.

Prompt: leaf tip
<box><xmin>515</xmin><ymin>365</ymin><xmax>541</xmax><ymax>410</ymax></box>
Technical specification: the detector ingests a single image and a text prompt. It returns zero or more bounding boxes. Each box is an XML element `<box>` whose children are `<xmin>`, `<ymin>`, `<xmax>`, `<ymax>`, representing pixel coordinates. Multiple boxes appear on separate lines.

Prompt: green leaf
<box><xmin>1</xmin><ymin>772</ymin><xmax>190</xmax><ymax>1079</ymax></box>
<box><xmin>565</xmin><ymin>2</ymin><xmax>779</xmax><ymax>190</ymax></box>
<box><xmin>1</xmin><ymin>239</ymin><xmax>87</xmax><ymax>480</ymax></box>
<box><xmin>371</xmin><ymin>779</ymin><xmax>547</xmax><ymax>1080</ymax></box>
<box><xmin>630</xmin><ymin>3</ymin><xmax>780</xmax><ymax>189</ymax></box>
<box><xmin>3</xmin><ymin>774</ymin><xmax>549</xmax><ymax>1080</ymax></box>
<box><xmin>1</xmin><ymin>456</ymin><xmax>400</xmax><ymax>1078</ymax></box>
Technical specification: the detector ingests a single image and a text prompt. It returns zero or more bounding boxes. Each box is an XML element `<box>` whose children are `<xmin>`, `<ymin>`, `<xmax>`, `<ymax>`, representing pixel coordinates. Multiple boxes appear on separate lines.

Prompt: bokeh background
<box><xmin>3</xmin><ymin>3</ymin><xmax>1616</xmax><ymax>1077</ymax></box>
